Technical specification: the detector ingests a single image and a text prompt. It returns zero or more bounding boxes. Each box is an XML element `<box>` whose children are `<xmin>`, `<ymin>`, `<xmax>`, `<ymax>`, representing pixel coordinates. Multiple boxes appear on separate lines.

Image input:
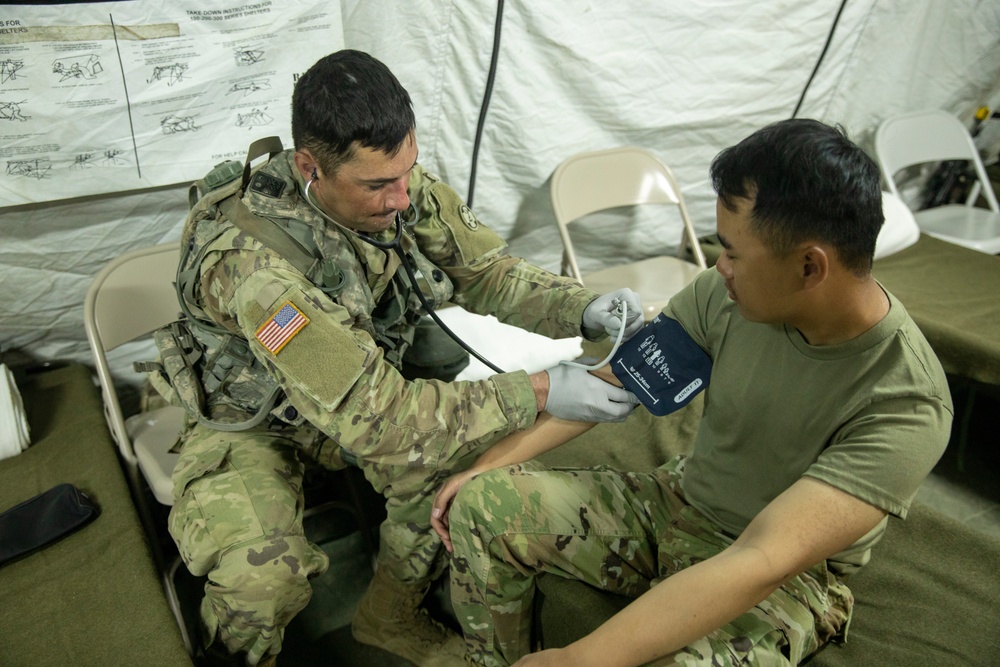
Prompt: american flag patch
<box><xmin>256</xmin><ymin>301</ymin><xmax>309</xmax><ymax>354</ymax></box>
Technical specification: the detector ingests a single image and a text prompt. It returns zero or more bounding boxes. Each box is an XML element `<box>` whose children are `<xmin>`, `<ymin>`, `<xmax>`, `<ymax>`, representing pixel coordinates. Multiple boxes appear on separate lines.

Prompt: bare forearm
<box><xmin>470</xmin><ymin>411</ymin><xmax>595</xmax><ymax>474</ymax></box>
<box><xmin>565</xmin><ymin>547</ymin><xmax>781</xmax><ymax>667</ymax></box>
<box><xmin>483</xmin><ymin>366</ymin><xmax>608</xmax><ymax>474</ymax></box>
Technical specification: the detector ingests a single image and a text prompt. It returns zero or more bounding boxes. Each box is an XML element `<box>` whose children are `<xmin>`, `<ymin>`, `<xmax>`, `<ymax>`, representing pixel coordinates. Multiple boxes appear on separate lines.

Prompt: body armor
<box><xmin>146</xmin><ymin>138</ymin><xmax>456</xmax><ymax>432</ymax></box>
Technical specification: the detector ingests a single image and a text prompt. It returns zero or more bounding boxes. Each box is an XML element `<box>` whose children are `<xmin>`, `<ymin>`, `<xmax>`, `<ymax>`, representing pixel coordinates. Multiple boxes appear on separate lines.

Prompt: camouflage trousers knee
<box><xmin>304</xmin><ymin>415</ymin><xmax>492</xmax><ymax>587</ymax></box>
<box><xmin>169</xmin><ymin>423</ymin><xmax>330</xmax><ymax>664</ymax></box>
<box><xmin>448</xmin><ymin>457</ymin><xmax>853</xmax><ymax>667</ymax></box>
<box><xmin>169</xmin><ymin>419</ymin><xmax>490</xmax><ymax>662</ymax></box>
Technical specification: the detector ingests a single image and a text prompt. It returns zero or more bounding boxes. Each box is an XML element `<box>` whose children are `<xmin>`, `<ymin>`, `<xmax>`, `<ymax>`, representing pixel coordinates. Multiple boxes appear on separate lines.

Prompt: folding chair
<box><xmin>83</xmin><ymin>243</ymin><xmax>192</xmax><ymax>654</ymax></box>
<box><xmin>550</xmin><ymin>146</ymin><xmax>708</xmax><ymax>321</ymax></box>
<box><xmin>874</xmin><ymin>191</ymin><xmax>921</xmax><ymax>260</ymax></box>
<box><xmin>875</xmin><ymin>109</ymin><xmax>1000</xmax><ymax>254</ymax></box>
<box><xmin>84</xmin><ymin>244</ymin><xmax>377</xmax><ymax>657</ymax></box>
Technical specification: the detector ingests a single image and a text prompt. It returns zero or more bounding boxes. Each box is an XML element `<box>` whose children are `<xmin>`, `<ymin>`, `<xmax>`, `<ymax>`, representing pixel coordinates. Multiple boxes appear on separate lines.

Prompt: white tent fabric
<box><xmin>345</xmin><ymin>0</ymin><xmax>1000</xmax><ymax>269</ymax></box>
<box><xmin>2</xmin><ymin>0</ymin><xmax>999</xmax><ymax>373</ymax></box>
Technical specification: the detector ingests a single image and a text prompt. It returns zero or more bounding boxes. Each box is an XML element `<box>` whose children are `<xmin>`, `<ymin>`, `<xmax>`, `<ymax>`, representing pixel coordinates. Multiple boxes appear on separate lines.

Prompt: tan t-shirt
<box><xmin>666</xmin><ymin>270</ymin><xmax>953</xmax><ymax>574</ymax></box>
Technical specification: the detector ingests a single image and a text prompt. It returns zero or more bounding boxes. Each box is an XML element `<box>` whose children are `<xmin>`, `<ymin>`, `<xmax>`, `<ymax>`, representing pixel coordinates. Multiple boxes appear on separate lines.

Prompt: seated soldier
<box><xmin>162</xmin><ymin>49</ymin><xmax>643</xmax><ymax>667</ymax></box>
<box><xmin>432</xmin><ymin>118</ymin><xmax>953</xmax><ymax>666</ymax></box>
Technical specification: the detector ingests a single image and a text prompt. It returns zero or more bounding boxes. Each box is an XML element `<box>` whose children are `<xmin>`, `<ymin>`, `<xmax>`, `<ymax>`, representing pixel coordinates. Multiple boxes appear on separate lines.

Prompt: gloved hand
<box><xmin>544</xmin><ymin>364</ymin><xmax>640</xmax><ymax>422</ymax></box>
<box><xmin>583</xmin><ymin>288</ymin><xmax>644</xmax><ymax>340</ymax></box>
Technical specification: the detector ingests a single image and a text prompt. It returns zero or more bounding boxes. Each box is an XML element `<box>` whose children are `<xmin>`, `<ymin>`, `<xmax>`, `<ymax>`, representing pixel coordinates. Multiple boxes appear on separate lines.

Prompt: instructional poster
<box><xmin>0</xmin><ymin>0</ymin><xmax>343</xmax><ymax>206</ymax></box>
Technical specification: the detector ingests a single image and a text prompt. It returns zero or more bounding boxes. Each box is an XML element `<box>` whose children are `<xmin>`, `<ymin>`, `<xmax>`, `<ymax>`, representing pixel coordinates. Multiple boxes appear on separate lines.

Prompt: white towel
<box><xmin>0</xmin><ymin>364</ymin><xmax>31</xmax><ymax>461</ymax></box>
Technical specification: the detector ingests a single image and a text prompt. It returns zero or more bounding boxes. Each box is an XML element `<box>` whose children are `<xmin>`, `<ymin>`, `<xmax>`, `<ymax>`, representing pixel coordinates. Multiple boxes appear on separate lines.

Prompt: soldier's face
<box><xmin>714</xmin><ymin>196</ymin><xmax>802</xmax><ymax>324</ymax></box>
<box><xmin>312</xmin><ymin>132</ymin><xmax>418</xmax><ymax>234</ymax></box>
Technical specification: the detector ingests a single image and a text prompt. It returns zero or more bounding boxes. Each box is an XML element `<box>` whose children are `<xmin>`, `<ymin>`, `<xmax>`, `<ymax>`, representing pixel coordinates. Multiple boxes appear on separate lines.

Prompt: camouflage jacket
<box><xmin>179</xmin><ymin>149</ymin><xmax>599</xmax><ymax>459</ymax></box>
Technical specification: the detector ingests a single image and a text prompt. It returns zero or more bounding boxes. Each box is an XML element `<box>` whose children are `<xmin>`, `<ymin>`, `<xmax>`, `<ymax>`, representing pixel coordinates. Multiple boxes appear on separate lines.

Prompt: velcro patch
<box><xmin>256</xmin><ymin>301</ymin><xmax>309</xmax><ymax>354</ymax></box>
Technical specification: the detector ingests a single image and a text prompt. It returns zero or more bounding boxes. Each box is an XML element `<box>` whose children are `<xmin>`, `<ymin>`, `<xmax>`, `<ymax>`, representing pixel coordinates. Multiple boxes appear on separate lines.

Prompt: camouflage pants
<box><xmin>448</xmin><ymin>457</ymin><xmax>853</xmax><ymax>667</ymax></box>
<box><xmin>168</xmin><ymin>419</ymin><xmax>489</xmax><ymax>664</ymax></box>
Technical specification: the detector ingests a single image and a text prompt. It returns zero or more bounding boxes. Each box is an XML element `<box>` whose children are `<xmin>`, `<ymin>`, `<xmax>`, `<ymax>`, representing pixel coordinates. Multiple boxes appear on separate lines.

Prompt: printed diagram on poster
<box><xmin>0</xmin><ymin>0</ymin><xmax>343</xmax><ymax>205</ymax></box>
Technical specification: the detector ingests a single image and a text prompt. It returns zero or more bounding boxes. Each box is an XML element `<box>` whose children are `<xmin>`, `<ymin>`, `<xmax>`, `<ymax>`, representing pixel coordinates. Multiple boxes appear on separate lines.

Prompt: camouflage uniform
<box><xmin>165</xmin><ymin>149</ymin><xmax>599</xmax><ymax>662</ymax></box>
<box><xmin>448</xmin><ymin>458</ymin><xmax>852</xmax><ymax>667</ymax></box>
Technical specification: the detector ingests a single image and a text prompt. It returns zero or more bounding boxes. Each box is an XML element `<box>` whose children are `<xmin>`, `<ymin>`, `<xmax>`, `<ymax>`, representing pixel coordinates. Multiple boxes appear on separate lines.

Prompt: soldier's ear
<box><xmin>293</xmin><ymin>150</ymin><xmax>319</xmax><ymax>181</ymax></box>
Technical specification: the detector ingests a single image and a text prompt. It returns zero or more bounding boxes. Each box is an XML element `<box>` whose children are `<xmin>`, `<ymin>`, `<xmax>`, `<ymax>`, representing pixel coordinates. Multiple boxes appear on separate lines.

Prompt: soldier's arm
<box><xmin>407</xmin><ymin>165</ymin><xmax>601</xmax><ymax>339</ymax></box>
<box><xmin>214</xmin><ymin>256</ymin><xmax>542</xmax><ymax>461</ymax></box>
<box><xmin>430</xmin><ymin>365</ymin><xmax>619</xmax><ymax>550</ymax></box>
<box><xmin>530</xmin><ymin>478</ymin><xmax>887</xmax><ymax>667</ymax></box>
<box><xmin>431</xmin><ymin>411</ymin><xmax>595</xmax><ymax>551</ymax></box>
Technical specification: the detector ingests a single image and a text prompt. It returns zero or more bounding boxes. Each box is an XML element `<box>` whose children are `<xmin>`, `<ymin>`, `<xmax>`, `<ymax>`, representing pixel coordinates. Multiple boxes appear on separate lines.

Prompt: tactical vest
<box><xmin>145</xmin><ymin>137</ymin><xmax>455</xmax><ymax>432</ymax></box>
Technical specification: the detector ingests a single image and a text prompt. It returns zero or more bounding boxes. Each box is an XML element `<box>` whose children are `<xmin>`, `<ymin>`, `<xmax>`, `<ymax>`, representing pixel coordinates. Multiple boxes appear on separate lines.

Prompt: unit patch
<box><xmin>256</xmin><ymin>301</ymin><xmax>309</xmax><ymax>354</ymax></box>
<box><xmin>249</xmin><ymin>171</ymin><xmax>287</xmax><ymax>199</ymax></box>
<box><xmin>459</xmin><ymin>204</ymin><xmax>480</xmax><ymax>230</ymax></box>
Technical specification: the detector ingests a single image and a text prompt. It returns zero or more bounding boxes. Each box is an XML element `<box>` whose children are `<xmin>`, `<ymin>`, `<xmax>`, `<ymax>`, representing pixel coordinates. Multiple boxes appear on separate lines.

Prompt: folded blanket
<box><xmin>0</xmin><ymin>364</ymin><xmax>30</xmax><ymax>461</ymax></box>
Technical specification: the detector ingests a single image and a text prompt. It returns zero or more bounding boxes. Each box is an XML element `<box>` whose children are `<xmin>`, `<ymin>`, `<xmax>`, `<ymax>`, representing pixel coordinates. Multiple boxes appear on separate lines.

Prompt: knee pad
<box><xmin>168</xmin><ymin>453</ymin><xmax>304</xmax><ymax>577</ymax></box>
<box><xmin>202</xmin><ymin>534</ymin><xmax>329</xmax><ymax>661</ymax></box>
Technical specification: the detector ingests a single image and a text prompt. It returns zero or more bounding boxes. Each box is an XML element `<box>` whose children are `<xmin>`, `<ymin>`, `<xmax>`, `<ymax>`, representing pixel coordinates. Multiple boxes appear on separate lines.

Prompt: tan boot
<box><xmin>352</xmin><ymin>566</ymin><xmax>467</xmax><ymax>666</ymax></box>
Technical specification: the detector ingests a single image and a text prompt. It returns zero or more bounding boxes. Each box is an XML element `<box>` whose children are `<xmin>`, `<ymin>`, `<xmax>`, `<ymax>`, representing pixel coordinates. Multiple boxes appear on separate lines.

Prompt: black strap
<box><xmin>242</xmin><ymin>136</ymin><xmax>285</xmax><ymax>189</ymax></box>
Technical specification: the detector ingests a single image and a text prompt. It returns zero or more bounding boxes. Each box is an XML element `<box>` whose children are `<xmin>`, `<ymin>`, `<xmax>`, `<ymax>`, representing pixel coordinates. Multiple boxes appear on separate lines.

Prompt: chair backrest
<box><xmin>875</xmin><ymin>109</ymin><xmax>1000</xmax><ymax>212</ymax></box>
<box><xmin>83</xmin><ymin>243</ymin><xmax>181</xmax><ymax>463</ymax></box>
<box><xmin>875</xmin><ymin>191</ymin><xmax>920</xmax><ymax>260</ymax></box>
<box><xmin>550</xmin><ymin>146</ymin><xmax>706</xmax><ymax>281</ymax></box>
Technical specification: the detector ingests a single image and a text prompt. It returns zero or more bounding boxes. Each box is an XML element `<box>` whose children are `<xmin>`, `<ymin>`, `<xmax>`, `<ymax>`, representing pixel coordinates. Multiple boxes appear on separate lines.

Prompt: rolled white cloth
<box><xmin>0</xmin><ymin>364</ymin><xmax>30</xmax><ymax>461</ymax></box>
<box><xmin>436</xmin><ymin>307</ymin><xmax>584</xmax><ymax>382</ymax></box>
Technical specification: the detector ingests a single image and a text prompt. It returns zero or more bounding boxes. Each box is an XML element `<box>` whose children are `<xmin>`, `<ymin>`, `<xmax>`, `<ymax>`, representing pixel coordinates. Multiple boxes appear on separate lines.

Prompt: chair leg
<box><xmin>123</xmin><ymin>465</ymin><xmax>196</xmax><ymax>656</ymax></box>
<box><xmin>125</xmin><ymin>465</ymin><xmax>169</xmax><ymax>570</ymax></box>
<box><xmin>164</xmin><ymin>555</ymin><xmax>195</xmax><ymax>656</ymax></box>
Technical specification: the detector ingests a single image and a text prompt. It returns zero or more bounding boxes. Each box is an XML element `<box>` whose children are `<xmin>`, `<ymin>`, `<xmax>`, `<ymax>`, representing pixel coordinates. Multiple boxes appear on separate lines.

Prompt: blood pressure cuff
<box><xmin>0</xmin><ymin>483</ymin><xmax>100</xmax><ymax>568</ymax></box>
<box><xmin>611</xmin><ymin>314</ymin><xmax>712</xmax><ymax>416</ymax></box>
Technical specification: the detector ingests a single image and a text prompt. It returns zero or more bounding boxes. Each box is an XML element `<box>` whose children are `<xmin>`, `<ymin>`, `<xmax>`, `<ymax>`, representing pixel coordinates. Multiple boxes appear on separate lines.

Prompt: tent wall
<box><xmin>2</xmin><ymin>0</ymin><xmax>998</xmax><ymax>367</ymax></box>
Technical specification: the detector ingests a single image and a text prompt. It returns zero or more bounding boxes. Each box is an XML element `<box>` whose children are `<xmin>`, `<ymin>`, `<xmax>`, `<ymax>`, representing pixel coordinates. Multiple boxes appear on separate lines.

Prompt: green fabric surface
<box><xmin>872</xmin><ymin>234</ymin><xmax>1000</xmax><ymax>386</ymax></box>
<box><xmin>0</xmin><ymin>364</ymin><xmax>192</xmax><ymax>667</ymax></box>
<box><xmin>808</xmin><ymin>504</ymin><xmax>1000</xmax><ymax>666</ymax></box>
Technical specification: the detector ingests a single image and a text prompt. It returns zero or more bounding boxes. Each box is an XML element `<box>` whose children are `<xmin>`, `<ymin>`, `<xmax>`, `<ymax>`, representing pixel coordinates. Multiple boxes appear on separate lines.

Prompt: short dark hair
<box><xmin>291</xmin><ymin>50</ymin><xmax>415</xmax><ymax>175</ymax></box>
<box><xmin>710</xmin><ymin>118</ymin><xmax>883</xmax><ymax>274</ymax></box>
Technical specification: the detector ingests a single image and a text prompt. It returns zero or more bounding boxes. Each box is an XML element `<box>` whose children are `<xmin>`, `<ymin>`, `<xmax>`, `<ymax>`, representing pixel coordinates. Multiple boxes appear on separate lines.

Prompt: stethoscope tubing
<box><xmin>304</xmin><ymin>178</ymin><xmax>504</xmax><ymax>374</ymax></box>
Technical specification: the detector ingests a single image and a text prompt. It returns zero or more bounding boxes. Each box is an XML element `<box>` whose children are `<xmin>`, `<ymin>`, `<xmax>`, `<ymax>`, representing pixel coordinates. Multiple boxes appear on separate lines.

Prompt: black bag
<box><xmin>0</xmin><ymin>483</ymin><xmax>100</xmax><ymax>568</ymax></box>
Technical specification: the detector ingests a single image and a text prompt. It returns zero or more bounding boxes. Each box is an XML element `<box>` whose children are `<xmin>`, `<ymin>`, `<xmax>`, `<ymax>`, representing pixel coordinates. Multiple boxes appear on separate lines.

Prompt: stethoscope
<box><xmin>305</xmin><ymin>174</ymin><xmax>505</xmax><ymax>374</ymax></box>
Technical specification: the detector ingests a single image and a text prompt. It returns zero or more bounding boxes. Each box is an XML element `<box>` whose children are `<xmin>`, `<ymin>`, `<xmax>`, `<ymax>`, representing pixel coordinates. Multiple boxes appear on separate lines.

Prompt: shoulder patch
<box><xmin>249</xmin><ymin>171</ymin><xmax>287</xmax><ymax>199</ymax></box>
<box><xmin>459</xmin><ymin>204</ymin><xmax>480</xmax><ymax>230</ymax></box>
<box><xmin>256</xmin><ymin>301</ymin><xmax>309</xmax><ymax>354</ymax></box>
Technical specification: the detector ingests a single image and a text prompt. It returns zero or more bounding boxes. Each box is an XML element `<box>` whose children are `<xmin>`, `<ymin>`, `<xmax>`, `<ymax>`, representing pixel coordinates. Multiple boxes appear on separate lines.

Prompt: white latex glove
<box><xmin>544</xmin><ymin>364</ymin><xmax>640</xmax><ymax>422</ymax></box>
<box><xmin>583</xmin><ymin>289</ymin><xmax>644</xmax><ymax>340</ymax></box>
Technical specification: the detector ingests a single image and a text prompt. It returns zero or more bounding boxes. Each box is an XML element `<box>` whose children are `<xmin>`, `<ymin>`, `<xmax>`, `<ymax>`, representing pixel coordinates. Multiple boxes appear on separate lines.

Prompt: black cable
<box><xmin>467</xmin><ymin>0</ymin><xmax>505</xmax><ymax>208</ymax></box>
<box><xmin>792</xmin><ymin>0</ymin><xmax>849</xmax><ymax>119</ymax></box>
<box><xmin>393</xmin><ymin>245</ymin><xmax>505</xmax><ymax>374</ymax></box>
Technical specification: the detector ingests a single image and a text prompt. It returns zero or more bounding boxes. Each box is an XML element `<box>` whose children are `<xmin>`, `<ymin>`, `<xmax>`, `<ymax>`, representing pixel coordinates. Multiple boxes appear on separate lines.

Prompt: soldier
<box><xmin>161</xmin><ymin>49</ymin><xmax>646</xmax><ymax>666</ymax></box>
<box><xmin>433</xmin><ymin>119</ymin><xmax>954</xmax><ymax>666</ymax></box>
